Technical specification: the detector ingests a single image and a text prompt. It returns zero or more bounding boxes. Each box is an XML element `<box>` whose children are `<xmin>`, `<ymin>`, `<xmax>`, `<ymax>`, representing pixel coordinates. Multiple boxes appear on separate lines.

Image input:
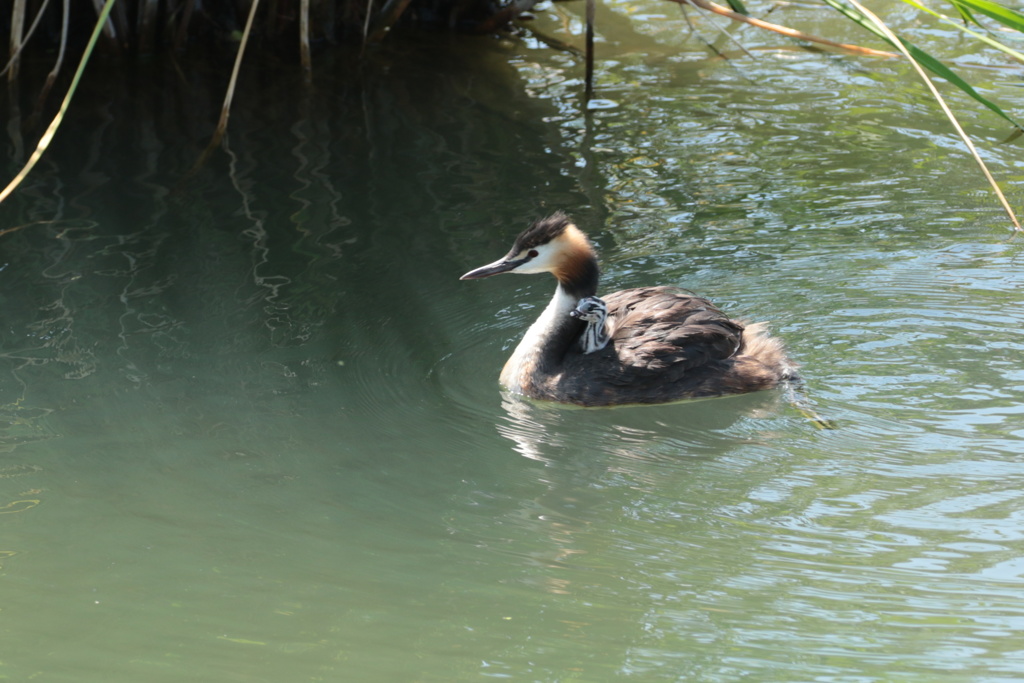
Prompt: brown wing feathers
<box><xmin>601</xmin><ymin>287</ymin><xmax>744</xmax><ymax>374</ymax></box>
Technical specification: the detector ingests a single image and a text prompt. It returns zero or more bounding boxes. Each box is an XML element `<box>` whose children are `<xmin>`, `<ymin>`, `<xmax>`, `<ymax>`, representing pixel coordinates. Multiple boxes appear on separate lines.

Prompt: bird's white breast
<box><xmin>499</xmin><ymin>284</ymin><xmax>577</xmax><ymax>391</ymax></box>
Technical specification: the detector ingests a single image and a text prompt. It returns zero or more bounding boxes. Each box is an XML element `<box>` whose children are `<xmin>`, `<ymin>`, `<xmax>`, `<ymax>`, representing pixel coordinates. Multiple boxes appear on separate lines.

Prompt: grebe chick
<box><xmin>460</xmin><ymin>212</ymin><xmax>796</xmax><ymax>407</ymax></box>
<box><xmin>570</xmin><ymin>296</ymin><xmax>611</xmax><ymax>354</ymax></box>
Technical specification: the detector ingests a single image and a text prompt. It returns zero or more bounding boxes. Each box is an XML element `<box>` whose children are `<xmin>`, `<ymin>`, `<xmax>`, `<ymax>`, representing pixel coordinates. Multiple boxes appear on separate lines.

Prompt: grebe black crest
<box><xmin>461</xmin><ymin>212</ymin><xmax>797</xmax><ymax>407</ymax></box>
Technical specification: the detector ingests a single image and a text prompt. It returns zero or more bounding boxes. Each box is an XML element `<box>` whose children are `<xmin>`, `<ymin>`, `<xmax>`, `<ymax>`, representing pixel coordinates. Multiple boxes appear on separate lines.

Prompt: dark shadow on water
<box><xmin>0</xmin><ymin>34</ymin><xmax>590</xmax><ymax>461</ymax></box>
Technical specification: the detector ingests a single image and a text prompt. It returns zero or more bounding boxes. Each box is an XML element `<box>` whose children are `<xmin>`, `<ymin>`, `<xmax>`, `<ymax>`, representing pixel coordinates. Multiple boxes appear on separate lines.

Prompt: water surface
<box><xmin>2</xmin><ymin>6</ymin><xmax>1024</xmax><ymax>681</ymax></box>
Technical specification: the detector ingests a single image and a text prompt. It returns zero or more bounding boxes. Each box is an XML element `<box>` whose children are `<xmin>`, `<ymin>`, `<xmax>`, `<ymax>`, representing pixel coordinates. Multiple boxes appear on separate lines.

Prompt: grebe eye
<box><xmin>528</xmin><ymin>249</ymin><xmax>539</xmax><ymax>258</ymax></box>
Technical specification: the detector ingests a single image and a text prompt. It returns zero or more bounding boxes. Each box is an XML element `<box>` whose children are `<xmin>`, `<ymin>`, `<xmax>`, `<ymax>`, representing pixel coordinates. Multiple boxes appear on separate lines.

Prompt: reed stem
<box><xmin>584</xmin><ymin>0</ymin><xmax>595</xmax><ymax>102</ymax></box>
<box><xmin>0</xmin><ymin>0</ymin><xmax>116</xmax><ymax>205</ymax></box>
<box><xmin>844</xmin><ymin>0</ymin><xmax>1021</xmax><ymax>232</ymax></box>
<box><xmin>674</xmin><ymin>0</ymin><xmax>899</xmax><ymax>57</ymax></box>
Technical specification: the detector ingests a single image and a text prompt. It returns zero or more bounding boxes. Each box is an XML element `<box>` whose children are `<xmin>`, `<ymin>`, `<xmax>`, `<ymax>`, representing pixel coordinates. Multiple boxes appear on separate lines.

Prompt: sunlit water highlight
<box><xmin>2</xmin><ymin>4</ymin><xmax>1024</xmax><ymax>681</ymax></box>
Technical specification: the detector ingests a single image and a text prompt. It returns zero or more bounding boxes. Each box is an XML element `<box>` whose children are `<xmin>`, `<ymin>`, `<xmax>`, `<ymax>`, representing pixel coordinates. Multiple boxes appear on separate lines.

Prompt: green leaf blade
<box><xmin>945</xmin><ymin>0</ymin><xmax>1024</xmax><ymax>33</ymax></box>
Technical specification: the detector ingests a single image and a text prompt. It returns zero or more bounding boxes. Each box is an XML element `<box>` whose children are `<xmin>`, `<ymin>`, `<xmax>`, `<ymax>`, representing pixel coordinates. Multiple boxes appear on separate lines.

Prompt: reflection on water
<box><xmin>1</xmin><ymin>10</ymin><xmax>1024</xmax><ymax>682</ymax></box>
<box><xmin>495</xmin><ymin>390</ymin><xmax>794</xmax><ymax>465</ymax></box>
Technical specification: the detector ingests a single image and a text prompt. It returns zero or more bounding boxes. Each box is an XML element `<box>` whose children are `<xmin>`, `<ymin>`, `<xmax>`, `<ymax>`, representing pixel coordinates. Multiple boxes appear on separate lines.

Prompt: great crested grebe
<box><xmin>460</xmin><ymin>212</ymin><xmax>796</xmax><ymax>407</ymax></box>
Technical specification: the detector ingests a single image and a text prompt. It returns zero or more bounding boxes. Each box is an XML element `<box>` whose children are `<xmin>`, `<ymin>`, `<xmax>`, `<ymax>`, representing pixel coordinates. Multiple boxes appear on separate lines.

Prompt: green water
<box><xmin>2</xmin><ymin>5</ymin><xmax>1024</xmax><ymax>681</ymax></box>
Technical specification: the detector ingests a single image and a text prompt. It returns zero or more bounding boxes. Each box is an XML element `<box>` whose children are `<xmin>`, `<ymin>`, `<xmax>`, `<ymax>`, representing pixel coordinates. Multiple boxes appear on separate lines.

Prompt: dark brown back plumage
<box><xmin>535</xmin><ymin>287</ymin><xmax>795</xmax><ymax>406</ymax></box>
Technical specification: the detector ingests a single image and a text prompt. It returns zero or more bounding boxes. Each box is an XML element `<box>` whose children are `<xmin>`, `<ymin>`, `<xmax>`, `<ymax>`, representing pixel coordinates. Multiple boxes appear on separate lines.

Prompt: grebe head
<box><xmin>460</xmin><ymin>212</ymin><xmax>600</xmax><ymax>299</ymax></box>
<box><xmin>569</xmin><ymin>296</ymin><xmax>606</xmax><ymax>323</ymax></box>
<box><xmin>570</xmin><ymin>296</ymin><xmax>611</xmax><ymax>354</ymax></box>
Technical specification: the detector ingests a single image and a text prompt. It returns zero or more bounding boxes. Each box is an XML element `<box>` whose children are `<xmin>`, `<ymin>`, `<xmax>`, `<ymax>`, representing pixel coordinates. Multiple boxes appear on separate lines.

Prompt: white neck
<box><xmin>500</xmin><ymin>284</ymin><xmax>578</xmax><ymax>391</ymax></box>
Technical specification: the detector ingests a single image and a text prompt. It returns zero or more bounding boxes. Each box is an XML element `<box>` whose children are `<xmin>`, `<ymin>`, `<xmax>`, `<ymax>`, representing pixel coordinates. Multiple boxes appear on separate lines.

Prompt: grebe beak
<box><xmin>460</xmin><ymin>255</ymin><xmax>530</xmax><ymax>280</ymax></box>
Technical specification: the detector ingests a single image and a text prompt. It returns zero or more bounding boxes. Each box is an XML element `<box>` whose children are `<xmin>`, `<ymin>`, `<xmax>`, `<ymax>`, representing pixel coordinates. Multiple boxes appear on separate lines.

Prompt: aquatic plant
<box><xmin>1</xmin><ymin>0</ymin><xmax>1022</xmax><ymax>228</ymax></box>
<box><xmin>674</xmin><ymin>0</ymin><xmax>1024</xmax><ymax>229</ymax></box>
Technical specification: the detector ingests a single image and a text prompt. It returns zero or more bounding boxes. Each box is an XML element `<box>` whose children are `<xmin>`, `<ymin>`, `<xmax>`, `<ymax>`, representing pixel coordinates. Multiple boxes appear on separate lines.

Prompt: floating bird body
<box><xmin>461</xmin><ymin>213</ymin><xmax>796</xmax><ymax>407</ymax></box>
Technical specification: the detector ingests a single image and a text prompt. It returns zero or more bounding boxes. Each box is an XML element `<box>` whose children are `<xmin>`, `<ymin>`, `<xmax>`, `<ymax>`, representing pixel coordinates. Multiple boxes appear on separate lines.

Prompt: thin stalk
<box><xmin>213</xmin><ymin>0</ymin><xmax>260</xmax><ymax>147</ymax></box>
<box><xmin>3</xmin><ymin>0</ymin><xmax>50</xmax><ymax>79</ymax></box>
<box><xmin>0</xmin><ymin>0</ymin><xmax>117</xmax><ymax>205</ymax></box>
<box><xmin>824</xmin><ymin>0</ymin><xmax>1022</xmax><ymax>129</ymax></box>
<box><xmin>109</xmin><ymin>0</ymin><xmax>129</xmax><ymax>51</ymax></box>
<box><xmin>37</xmin><ymin>0</ymin><xmax>69</xmax><ymax>109</ymax></box>
<box><xmin>90</xmin><ymin>0</ymin><xmax>119</xmax><ymax>51</ymax></box>
<box><xmin>679</xmin><ymin>3</ymin><xmax>730</xmax><ymax>59</ymax></box>
<box><xmin>362</xmin><ymin>0</ymin><xmax>373</xmax><ymax>43</ymax></box>
<box><xmin>680</xmin><ymin>2</ymin><xmax>696</xmax><ymax>32</ymax></box>
<box><xmin>844</xmin><ymin>0</ymin><xmax>1021</xmax><ymax>232</ymax></box>
<box><xmin>901</xmin><ymin>0</ymin><xmax>1024</xmax><ymax>64</ymax></box>
<box><xmin>672</xmin><ymin>0</ymin><xmax>900</xmax><ymax>57</ymax></box>
<box><xmin>186</xmin><ymin>0</ymin><xmax>260</xmax><ymax>175</ymax></box>
<box><xmin>8</xmin><ymin>0</ymin><xmax>26</xmax><ymax>82</ymax></box>
<box><xmin>584</xmin><ymin>0</ymin><xmax>594</xmax><ymax>102</ymax></box>
<box><xmin>300</xmin><ymin>0</ymin><xmax>311</xmax><ymax>76</ymax></box>
<box><xmin>691</xmin><ymin>0</ymin><xmax>757</xmax><ymax>59</ymax></box>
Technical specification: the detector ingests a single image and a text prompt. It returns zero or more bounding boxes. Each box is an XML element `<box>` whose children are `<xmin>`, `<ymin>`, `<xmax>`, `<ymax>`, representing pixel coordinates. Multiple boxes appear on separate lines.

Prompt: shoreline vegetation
<box><xmin>2</xmin><ymin>0</ymin><xmax>542</xmax><ymax>66</ymax></box>
<box><xmin>2</xmin><ymin>0</ymin><xmax>1022</xmax><ymax>228</ymax></box>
